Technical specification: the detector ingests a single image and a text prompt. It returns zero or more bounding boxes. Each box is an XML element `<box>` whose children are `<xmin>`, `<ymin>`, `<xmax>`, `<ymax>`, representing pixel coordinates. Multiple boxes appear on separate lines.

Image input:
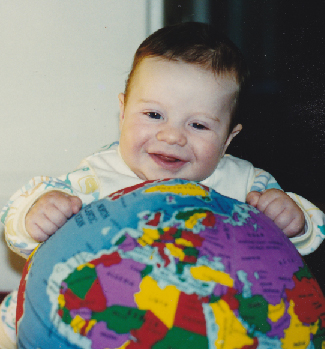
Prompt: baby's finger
<box><xmin>262</xmin><ymin>199</ymin><xmax>285</xmax><ymax>222</ymax></box>
<box><xmin>26</xmin><ymin>213</ymin><xmax>59</xmax><ymax>242</ymax></box>
<box><xmin>275</xmin><ymin>209</ymin><xmax>305</xmax><ymax>237</ymax></box>
<box><xmin>253</xmin><ymin>189</ymin><xmax>283</xmax><ymax>214</ymax></box>
<box><xmin>269</xmin><ymin>205</ymin><xmax>290</xmax><ymax>229</ymax></box>
<box><xmin>69</xmin><ymin>196</ymin><xmax>82</xmax><ymax>214</ymax></box>
<box><xmin>51</xmin><ymin>193</ymin><xmax>77</xmax><ymax>218</ymax></box>
<box><xmin>246</xmin><ymin>191</ymin><xmax>262</xmax><ymax>207</ymax></box>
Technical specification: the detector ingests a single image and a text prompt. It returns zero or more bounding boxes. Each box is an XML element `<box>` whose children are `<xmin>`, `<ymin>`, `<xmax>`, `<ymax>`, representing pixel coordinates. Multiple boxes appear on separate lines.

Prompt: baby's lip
<box><xmin>150</xmin><ymin>151</ymin><xmax>185</xmax><ymax>162</ymax></box>
<box><xmin>155</xmin><ymin>154</ymin><xmax>181</xmax><ymax>162</ymax></box>
<box><xmin>149</xmin><ymin>152</ymin><xmax>188</xmax><ymax>170</ymax></box>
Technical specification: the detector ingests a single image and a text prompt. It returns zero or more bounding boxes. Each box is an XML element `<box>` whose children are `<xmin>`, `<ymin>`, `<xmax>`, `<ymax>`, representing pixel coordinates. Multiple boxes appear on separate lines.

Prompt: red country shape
<box><xmin>202</xmin><ymin>211</ymin><xmax>216</xmax><ymax>227</ymax></box>
<box><xmin>146</xmin><ymin>212</ymin><xmax>162</xmax><ymax>227</ymax></box>
<box><xmin>64</xmin><ymin>278</ymin><xmax>107</xmax><ymax>312</ymax></box>
<box><xmin>180</xmin><ymin>230</ymin><xmax>205</xmax><ymax>247</ymax></box>
<box><xmin>286</xmin><ymin>275</ymin><xmax>325</xmax><ymax>327</ymax></box>
<box><xmin>242</xmin><ymin>337</ymin><xmax>259</xmax><ymax>349</ymax></box>
<box><xmin>90</xmin><ymin>251</ymin><xmax>122</xmax><ymax>267</ymax></box>
<box><xmin>221</xmin><ymin>287</ymin><xmax>239</xmax><ymax>310</ymax></box>
<box><xmin>16</xmin><ymin>256</ymin><xmax>34</xmax><ymax>330</ymax></box>
<box><xmin>152</xmin><ymin>242</ymin><xmax>171</xmax><ymax>267</ymax></box>
<box><xmin>82</xmin><ymin>278</ymin><xmax>107</xmax><ymax>312</ymax></box>
<box><xmin>160</xmin><ymin>227</ymin><xmax>179</xmax><ymax>241</ymax></box>
<box><xmin>108</xmin><ymin>179</ymin><xmax>171</xmax><ymax>201</ymax></box>
<box><xmin>128</xmin><ymin>310</ymin><xmax>169</xmax><ymax>348</ymax></box>
<box><xmin>173</xmin><ymin>292</ymin><xmax>209</xmax><ymax>336</ymax></box>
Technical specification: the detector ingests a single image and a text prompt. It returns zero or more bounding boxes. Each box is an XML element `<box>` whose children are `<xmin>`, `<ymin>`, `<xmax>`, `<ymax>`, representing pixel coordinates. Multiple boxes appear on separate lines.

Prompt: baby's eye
<box><xmin>191</xmin><ymin>122</ymin><xmax>208</xmax><ymax>130</ymax></box>
<box><xmin>146</xmin><ymin>112</ymin><xmax>162</xmax><ymax>120</ymax></box>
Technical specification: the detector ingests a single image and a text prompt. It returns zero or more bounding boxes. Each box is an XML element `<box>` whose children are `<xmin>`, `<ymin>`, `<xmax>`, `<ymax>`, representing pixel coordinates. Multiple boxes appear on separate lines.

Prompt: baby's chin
<box><xmin>141</xmin><ymin>172</ymin><xmax>208</xmax><ymax>182</ymax></box>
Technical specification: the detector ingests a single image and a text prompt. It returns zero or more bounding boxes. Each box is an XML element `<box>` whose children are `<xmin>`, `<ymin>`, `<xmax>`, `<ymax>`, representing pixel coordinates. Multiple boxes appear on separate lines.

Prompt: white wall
<box><xmin>0</xmin><ymin>0</ymin><xmax>163</xmax><ymax>291</ymax></box>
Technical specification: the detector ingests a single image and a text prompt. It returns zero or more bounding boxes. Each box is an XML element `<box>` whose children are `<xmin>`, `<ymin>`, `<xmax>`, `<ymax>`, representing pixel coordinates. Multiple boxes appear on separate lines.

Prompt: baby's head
<box><xmin>118</xmin><ymin>22</ymin><xmax>249</xmax><ymax>182</ymax></box>
<box><xmin>124</xmin><ymin>22</ymin><xmax>249</xmax><ymax>130</ymax></box>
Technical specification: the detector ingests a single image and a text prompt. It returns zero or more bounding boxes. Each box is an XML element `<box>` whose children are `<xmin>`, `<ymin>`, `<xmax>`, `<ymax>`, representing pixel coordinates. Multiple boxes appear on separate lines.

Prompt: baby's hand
<box><xmin>246</xmin><ymin>189</ymin><xmax>305</xmax><ymax>238</ymax></box>
<box><xmin>25</xmin><ymin>191</ymin><xmax>82</xmax><ymax>242</ymax></box>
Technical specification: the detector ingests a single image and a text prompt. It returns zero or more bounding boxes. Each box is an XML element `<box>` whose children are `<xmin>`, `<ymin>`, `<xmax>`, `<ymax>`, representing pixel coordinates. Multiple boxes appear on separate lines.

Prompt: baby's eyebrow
<box><xmin>139</xmin><ymin>98</ymin><xmax>161</xmax><ymax>105</ymax></box>
<box><xmin>138</xmin><ymin>99</ymin><xmax>221</xmax><ymax>122</ymax></box>
<box><xmin>192</xmin><ymin>113</ymin><xmax>221</xmax><ymax>123</ymax></box>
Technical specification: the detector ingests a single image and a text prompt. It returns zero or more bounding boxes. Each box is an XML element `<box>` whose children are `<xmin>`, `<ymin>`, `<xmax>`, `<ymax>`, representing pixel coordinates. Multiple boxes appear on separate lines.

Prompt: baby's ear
<box><xmin>223</xmin><ymin>124</ymin><xmax>242</xmax><ymax>155</ymax></box>
<box><xmin>118</xmin><ymin>93</ymin><xmax>125</xmax><ymax>129</ymax></box>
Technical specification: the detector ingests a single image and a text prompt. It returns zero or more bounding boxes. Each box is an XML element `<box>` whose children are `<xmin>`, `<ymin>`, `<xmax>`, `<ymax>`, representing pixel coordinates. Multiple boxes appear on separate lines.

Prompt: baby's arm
<box><xmin>1</xmin><ymin>162</ymin><xmax>100</xmax><ymax>258</ymax></box>
<box><xmin>246</xmin><ymin>189</ymin><xmax>305</xmax><ymax>237</ymax></box>
<box><xmin>247</xmin><ymin>168</ymin><xmax>325</xmax><ymax>255</ymax></box>
<box><xmin>25</xmin><ymin>191</ymin><xmax>82</xmax><ymax>242</ymax></box>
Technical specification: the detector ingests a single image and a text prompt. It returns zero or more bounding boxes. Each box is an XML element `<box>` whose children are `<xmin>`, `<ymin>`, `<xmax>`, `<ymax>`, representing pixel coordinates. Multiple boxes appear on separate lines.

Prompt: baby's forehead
<box><xmin>127</xmin><ymin>58</ymin><xmax>238</xmax><ymax>120</ymax></box>
<box><xmin>139</xmin><ymin>56</ymin><xmax>237</xmax><ymax>75</ymax></box>
<box><xmin>133</xmin><ymin>57</ymin><xmax>239</xmax><ymax>91</ymax></box>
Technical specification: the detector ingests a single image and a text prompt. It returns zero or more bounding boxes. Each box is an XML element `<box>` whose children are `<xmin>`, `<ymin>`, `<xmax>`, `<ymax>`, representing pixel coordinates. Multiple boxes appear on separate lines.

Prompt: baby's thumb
<box><xmin>246</xmin><ymin>191</ymin><xmax>262</xmax><ymax>208</ymax></box>
<box><xmin>69</xmin><ymin>196</ymin><xmax>83</xmax><ymax>214</ymax></box>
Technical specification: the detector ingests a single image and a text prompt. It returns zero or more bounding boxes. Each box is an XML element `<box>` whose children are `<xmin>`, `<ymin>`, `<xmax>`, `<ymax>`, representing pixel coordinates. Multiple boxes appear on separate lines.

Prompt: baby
<box><xmin>20</xmin><ymin>23</ymin><xmax>321</xmax><ymax>250</ymax></box>
<box><xmin>0</xmin><ymin>22</ymin><xmax>324</xmax><ymax>348</ymax></box>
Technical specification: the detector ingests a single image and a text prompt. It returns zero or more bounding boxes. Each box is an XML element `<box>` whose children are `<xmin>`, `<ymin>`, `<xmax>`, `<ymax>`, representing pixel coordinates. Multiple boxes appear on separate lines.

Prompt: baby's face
<box><xmin>118</xmin><ymin>57</ymin><xmax>241</xmax><ymax>181</ymax></box>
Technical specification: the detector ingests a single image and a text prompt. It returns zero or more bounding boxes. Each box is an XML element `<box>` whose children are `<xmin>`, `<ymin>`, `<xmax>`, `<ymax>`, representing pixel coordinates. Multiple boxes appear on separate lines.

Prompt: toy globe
<box><xmin>16</xmin><ymin>179</ymin><xmax>325</xmax><ymax>348</ymax></box>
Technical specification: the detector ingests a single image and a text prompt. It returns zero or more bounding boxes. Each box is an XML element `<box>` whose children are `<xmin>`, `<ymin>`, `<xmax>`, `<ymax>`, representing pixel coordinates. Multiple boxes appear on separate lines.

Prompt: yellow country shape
<box><xmin>77</xmin><ymin>262</ymin><xmax>95</xmax><ymax>271</ymax></box>
<box><xmin>185</xmin><ymin>212</ymin><xmax>207</xmax><ymax>229</ymax></box>
<box><xmin>71</xmin><ymin>315</ymin><xmax>86</xmax><ymax>334</ymax></box>
<box><xmin>138</xmin><ymin>228</ymin><xmax>160</xmax><ymax>246</ymax></box>
<box><xmin>134</xmin><ymin>276</ymin><xmax>180</xmax><ymax>328</ymax></box>
<box><xmin>116</xmin><ymin>340</ymin><xmax>131</xmax><ymax>349</ymax></box>
<box><xmin>268</xmin><ymin>299</ymin><xmax>286</xmax><ymax>322</ymax></box>
<box><xmin>281</xmin><ymin>300</ymin><xmax>316</xmax><ymax>349</ymax></box>
<box><xmin>210</xmin><ymin>300</ymin><xmax>254</xmax><ymax>349</ymax></box>
<box><xmin>166</xmin><ymin>243</ymin><xmax>185</xmax><ymax>261</ymax></box>
<box><xmin>144</xmin><ymin>183</ymin><xmax>209</xmax><ymax>197</ymax></box>
<box><xmin>190</xmin><ymin>265</ymin><xmax>234</xmax><ymax>287</ymax></box>
<box><xmin>85</xmin><ymin>319</ymin><xmax>97</xmax><ymax>335</ymax></box>
<box><xmin>58</xmin><ymin>294</ymin><xmax>65</xmax><ymax>308</ymax></box>
<box><xmin>175</xmin><ymin>237</ymin><xmax>194</xmax><ymax>247</ymax></box>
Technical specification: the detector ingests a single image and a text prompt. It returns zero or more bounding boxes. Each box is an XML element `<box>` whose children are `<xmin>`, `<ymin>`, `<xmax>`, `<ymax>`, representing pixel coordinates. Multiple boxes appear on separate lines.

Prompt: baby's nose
<box><xmin>156</xmin><ymin>124</ymin><xmax>187</xmax><ymax>146</ymax></box>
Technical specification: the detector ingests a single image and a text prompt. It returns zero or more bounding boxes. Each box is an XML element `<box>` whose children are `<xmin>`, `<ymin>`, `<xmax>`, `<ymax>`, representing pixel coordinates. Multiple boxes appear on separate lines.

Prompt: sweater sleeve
<box><xmin>286</xmin><ymin>193</ymin><xmax>325</xmax><ymax>255</ymax></box>
<box><xmin>251</xmin><ymin>168</ymin><xmax>325</xmax><ymax>255</ymax></box>
<box><xmin>0</xmin><ymin>160</ymin><xmax>100</xmax><ymax>258</ymax></box>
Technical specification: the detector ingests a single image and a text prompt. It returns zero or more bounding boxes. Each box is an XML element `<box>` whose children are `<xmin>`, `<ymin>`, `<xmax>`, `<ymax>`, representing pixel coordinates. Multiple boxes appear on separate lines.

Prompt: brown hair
<box><xmin>124</xmin><ymin>22</ymin><xmax>249</xmax><ymax>130</ymax></box>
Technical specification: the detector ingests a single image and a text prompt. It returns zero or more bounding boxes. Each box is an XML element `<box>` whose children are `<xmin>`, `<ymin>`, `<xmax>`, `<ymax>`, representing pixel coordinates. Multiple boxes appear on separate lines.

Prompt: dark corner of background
<box><xmin>164</xmin><ymin>0</ymin><xmax>325</xmax><ymax>291</ymax></box>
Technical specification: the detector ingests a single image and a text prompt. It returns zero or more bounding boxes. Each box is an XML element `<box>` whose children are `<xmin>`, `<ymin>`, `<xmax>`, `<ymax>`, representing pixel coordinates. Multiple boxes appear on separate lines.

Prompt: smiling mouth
<box><xmin>155</xmin><ymin>154</ymin><xmax>181</xmax><ymax>162</ymax></box>
<box><xmin>149</xmin><ymin>153</ymin><xmax>187</xmax><ymax>170</ymax></box>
